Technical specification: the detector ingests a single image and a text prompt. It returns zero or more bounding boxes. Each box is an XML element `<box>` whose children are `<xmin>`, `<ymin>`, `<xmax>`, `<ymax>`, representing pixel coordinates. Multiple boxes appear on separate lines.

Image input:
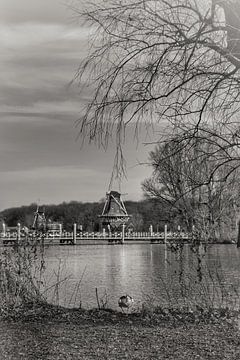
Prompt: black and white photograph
<box><xmin>1</xmin><ymin>1</ymin><xmax>240</xmax><ymax>359</ymax></box>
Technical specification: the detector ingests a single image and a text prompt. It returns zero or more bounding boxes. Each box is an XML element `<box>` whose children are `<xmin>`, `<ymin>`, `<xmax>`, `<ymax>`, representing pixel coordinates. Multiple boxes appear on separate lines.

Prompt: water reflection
<box><xmin>42</xmin><ymin>244</ymin><xmax>240</xmax><ymax>309</ymax></box>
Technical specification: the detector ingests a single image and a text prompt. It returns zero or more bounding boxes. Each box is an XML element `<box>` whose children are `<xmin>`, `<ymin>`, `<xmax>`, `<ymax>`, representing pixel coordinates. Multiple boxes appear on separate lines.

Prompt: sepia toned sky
<box><xmin>0</xmin><ymin>0</ymin><xmax>156</xmax><ymax>210</ymax></box>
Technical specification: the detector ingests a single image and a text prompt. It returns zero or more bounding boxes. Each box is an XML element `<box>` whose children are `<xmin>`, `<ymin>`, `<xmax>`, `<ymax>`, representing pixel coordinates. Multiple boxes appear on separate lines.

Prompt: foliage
<box><xmin>0</xmin><ymin>199</ymin><xmax>177</xmax><ymax>232</ymax></box>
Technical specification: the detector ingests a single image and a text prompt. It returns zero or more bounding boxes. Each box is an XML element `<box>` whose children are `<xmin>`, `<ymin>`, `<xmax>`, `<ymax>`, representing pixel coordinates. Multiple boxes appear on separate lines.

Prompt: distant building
<box><xmin>99</xmin><ymin>190</ymin><xmax>130</xmax><ymax>230</ymax></box>
<box><xmin>47</xmin><ymin>219</ymin><xmax>62</xmax><ymax>231</ymax></box>
<box><xmin>32</xmin><ymin>206</ymin><xmax>47</xmax><ymax>231</ymax></box>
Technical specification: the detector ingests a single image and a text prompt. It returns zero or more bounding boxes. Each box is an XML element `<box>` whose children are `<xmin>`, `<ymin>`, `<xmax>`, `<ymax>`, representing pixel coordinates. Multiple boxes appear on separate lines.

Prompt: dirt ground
<box><xmin>1</xmin><ymin>308</ymin><xmax>240</xmax><ymax>360</ymax></box>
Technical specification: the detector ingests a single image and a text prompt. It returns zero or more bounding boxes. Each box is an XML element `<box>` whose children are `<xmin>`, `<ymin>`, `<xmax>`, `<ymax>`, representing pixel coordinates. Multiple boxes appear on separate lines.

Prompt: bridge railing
<box><xmin>0</xmin><ymin>229</ymin><xmax>192</xmax><ymax>244</ymax></box>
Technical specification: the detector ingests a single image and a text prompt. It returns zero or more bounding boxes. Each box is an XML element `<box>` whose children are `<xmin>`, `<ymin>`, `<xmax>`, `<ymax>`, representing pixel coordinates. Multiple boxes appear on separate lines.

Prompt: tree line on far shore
<box><xmin>0</xmin><ymin>198</ymin><xmax>182</xmax><ymax>233</ymax></box>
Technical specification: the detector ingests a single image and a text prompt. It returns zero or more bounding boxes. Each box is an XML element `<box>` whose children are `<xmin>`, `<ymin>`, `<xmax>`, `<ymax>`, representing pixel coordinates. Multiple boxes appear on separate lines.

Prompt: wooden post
<box><xmin>192</xmin><ymin>225</ymin><xmax>195</xmax><ymax>242</ymax></box>
<box><xmin>177</xmin><ymin>225</ymin><xmax>181</xmax><ymax>243</ymax></box>
<box><xmin>59</xmin><ymin>224</ymin><xmax>62</xmax><ymax>240</ymax></box>
<box><xmin>17</xmin><ymin>223</ymin><xmax>21</xmax><ymax>242</ymax></box>
<box><xmin>164</xmin><ymin>224</ymin><xmax>168</xmax><ymax>244</ymax></box>
<box><xmin>121</xmin><ymin>224</ymin><xmax>125</xmax><ymax>244</ymax></box>
<box><xmin>150</xmin><ymin>224</ymin><xmax>153</xmax><ymax>237</ymax></box>
<box><xmin>2</xmin><ymin>222</ymin><xmax>6</xmax><ymax>237</ymax></box>
<box><xmin>107</xmin><ymin>224</ymin><xmax>112</xmax><ymax>243</ymax></box>
<box><xmin>73</xmin><ymin>223</ymin><xmax>77</xmax><ymax>245</ymax></box>
<box><xmin>164</xmin><ymin>224</ymin><xmax>168</xmax><ymax>262</ymax></box>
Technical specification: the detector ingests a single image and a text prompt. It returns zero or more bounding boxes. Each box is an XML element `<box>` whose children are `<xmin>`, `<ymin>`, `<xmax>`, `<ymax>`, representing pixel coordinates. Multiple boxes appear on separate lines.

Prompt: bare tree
<box><xmin>142</xmin><ymin>131</ymin><xmax>240</xmax><ymax>242</ymax></box>
<box><xmin>73</xmin><ymin>0</ymin><xmax>240</xmax><ymax>242</ymax></box>
<box><xmin>76</xmin><ymin>0</ymin><xmax>240</xmax><ymax>150</ymax></box>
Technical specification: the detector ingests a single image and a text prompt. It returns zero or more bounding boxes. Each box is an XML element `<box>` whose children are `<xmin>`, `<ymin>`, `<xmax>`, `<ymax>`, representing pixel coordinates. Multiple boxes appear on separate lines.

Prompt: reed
<box><xmin>0</xmin><ymin>239</ymin><xmax>238</xmax><ymax>320</ymax></box>
<box><xmin>147</xmin><ymin>248</ymin><xmax>240</xmax><ymax>314</ymax></box>
<box><xmin>0</xmin><ymin>241</ymin><xmax>47</xmax><ymax>313</ymax></box>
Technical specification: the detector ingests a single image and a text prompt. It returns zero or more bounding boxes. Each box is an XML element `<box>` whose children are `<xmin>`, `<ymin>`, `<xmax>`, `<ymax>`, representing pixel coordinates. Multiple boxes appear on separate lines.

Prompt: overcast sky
<box><xmin>0</xmin><ymin>0</ymin><xmax>155</xmax><ymax>210</ymax></box>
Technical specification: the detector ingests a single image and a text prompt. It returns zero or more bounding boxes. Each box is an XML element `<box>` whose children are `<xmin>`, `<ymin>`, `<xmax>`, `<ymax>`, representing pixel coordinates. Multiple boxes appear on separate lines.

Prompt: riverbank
<box><xmin>1</xmin><ymin>304</ymin><xmax>240</xmax><ymax>359</ymax></box>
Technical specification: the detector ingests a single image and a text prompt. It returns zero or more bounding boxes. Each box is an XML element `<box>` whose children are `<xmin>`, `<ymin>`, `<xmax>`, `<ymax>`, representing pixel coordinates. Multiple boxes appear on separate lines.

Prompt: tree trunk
<box><xmin>237</xmin><ymin>219</ymin><xmax>240</xmax><ymax>248</ymax></box>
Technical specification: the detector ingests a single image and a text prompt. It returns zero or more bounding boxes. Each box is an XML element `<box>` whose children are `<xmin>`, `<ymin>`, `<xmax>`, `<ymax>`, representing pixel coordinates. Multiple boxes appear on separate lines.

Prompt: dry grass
<box><xmin>0</xmin><ymin>305</ymin><xmax>240</xmax><ymax>360</ymax></box>
<box><xmin>0</xmin><ymin>244</ymin><xmax>46</xmax><ymax>313</ymax></box>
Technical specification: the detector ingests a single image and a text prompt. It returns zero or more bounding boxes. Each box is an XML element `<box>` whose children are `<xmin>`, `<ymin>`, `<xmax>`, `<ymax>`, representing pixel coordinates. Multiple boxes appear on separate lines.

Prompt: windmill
<box><xmin>32</xmin><ymin>205</ymin><xmax>47</xmax><ymax>232</ymax></box>
<box><xmin>99</xmin><ymin>190</ymin><xmax>130</xmax><ymax>230</ymax></box>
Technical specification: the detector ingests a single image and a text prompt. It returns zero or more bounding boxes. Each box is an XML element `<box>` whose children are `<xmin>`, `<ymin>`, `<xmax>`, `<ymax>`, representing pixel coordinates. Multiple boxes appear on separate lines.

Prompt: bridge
<box><xmin>0</xmin><ymin>196</ymin><xmax>193</xmax><ymax>246</ymax></box>
<box><xmin>0</xmin><ymin>226</ymin><xmax>191</xmax><ymax>246</ymax></box>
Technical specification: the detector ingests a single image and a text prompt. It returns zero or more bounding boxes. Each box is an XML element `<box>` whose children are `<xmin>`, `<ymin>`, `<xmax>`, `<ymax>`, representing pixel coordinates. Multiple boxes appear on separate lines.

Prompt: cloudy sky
<box><xmin>0</xmin><ymin>0</ymin><xmax>155</xmax><ymax>210</ymax></box>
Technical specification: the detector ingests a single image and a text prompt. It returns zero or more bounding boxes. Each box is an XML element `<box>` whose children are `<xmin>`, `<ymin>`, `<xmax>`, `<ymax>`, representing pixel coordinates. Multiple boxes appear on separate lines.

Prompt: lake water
<box><xmin>41</xmin><ymin>244</ymin><xmax>240</xmax><ymax>310</ymax></box>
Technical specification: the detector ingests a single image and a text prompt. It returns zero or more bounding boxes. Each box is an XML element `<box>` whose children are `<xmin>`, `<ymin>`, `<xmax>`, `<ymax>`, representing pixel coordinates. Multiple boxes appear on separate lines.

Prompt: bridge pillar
<box><xmin>164</xmin><ymin>224</ymin><xmax>168</xmax><ymax>244</ymax></box>
<box><xmin>121</xmin><ymin>224</ymin><xmax>125</xmax><ymax>244</ymax></box>
<box><xmin>177</xmin><ymin>225</ymin><xmax>182</xmax><ymax>242</ymax></box>
<box><xmin>2</xmin><ymin>222</ymin><xmax>6</xmax><ymax>237</ymax></box>
<box><xmin>17</xmin><ymin>223</ymin><xmax>21</xmax><ymax>242</ymax></box>
<box><xmin>59</xmin><ymin>224</ymin><xmax>62</xmax><ymax>239</ymax></box>
<box><xmin>73</xmin><ymin>223</ymin><xmax>77</xmax><ymax>245</ymax></box>
<box><xmin>164</xmin><ymin>224</ymin><xmax>168</xmax><ymax>261</ymax></box>
<box><xmin>149</xmin><ymin>224</ymin><xmax>153</xmax><ymax>237</ymax></box>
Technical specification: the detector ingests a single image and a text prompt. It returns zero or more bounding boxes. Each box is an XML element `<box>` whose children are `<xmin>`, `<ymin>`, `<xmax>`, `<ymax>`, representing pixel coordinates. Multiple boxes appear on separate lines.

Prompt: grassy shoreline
<box><xmin>1</xmin><ymin>304</ymin><xmax>240</xmax><ymax>359</ymax></box>
<box><xmin>1</xmin><ymin>244</ymin><xmax>240</xmax><ymax>359</ymax></box>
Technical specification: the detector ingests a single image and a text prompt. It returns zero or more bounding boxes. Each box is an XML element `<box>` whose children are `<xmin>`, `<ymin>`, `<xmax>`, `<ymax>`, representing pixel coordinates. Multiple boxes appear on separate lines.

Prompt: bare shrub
<box><xmin>0</xmin><ymin>243</ymin><xmax>46</xmax><ymax>313</ymax></box>
<box><xmin>156</xmin><ymin>246</ymin><xmax>240</xmax><ymax>312</ymax></box>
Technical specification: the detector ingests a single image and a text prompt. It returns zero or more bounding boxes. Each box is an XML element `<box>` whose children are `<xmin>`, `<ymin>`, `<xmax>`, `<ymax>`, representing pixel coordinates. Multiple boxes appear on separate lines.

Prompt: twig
<box><xmin>95</xmin><ymin>287</ymin><xmax>100</xmax><ymax>310</ymax></box>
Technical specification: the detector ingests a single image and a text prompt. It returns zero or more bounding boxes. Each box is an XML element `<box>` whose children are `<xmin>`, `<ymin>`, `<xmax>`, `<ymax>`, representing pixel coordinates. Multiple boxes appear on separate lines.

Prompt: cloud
<box><xmin>0</xmin><ymin>0</ymin><xmax>151</xmax><ymax>210</ymax></box>
<box><xmin>0</xmin><ymin>163</ymin><xmax>147</xmax><ymax>210</ymax></box>
<box><xmin>0</xmin><ymin>22</ymin><xmax>90</xmax><ymax>48</ymax></box>
<box><xmin>0</xmin><ymin>165</ymin><xmax>108</xmax><ymax>210</ymax></box>
<box><xmin>0</xmin><ymin>19</ymin><xmax>92</xmax><ymax>130</ymax></box>
<box><xmin>1</xmin><ymin>0</ymin><xmax>77</xmax><ymax>25</ymax></box>
<box><xmin>0</xmin><ymin>165</ymin><xmax>98</xmax><ymax>180</ymax></box>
